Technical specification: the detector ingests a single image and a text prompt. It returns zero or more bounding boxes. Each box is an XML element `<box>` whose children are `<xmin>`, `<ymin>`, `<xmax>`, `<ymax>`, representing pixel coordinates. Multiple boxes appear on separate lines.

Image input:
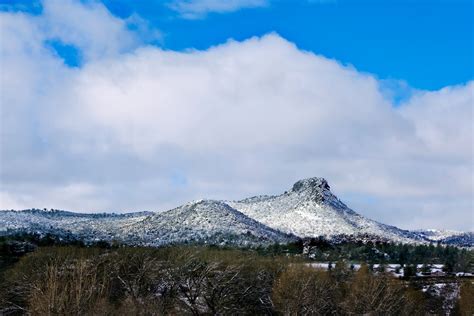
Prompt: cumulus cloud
<box><xmin>168</xmin><ymin>0</ymin><xmax>268</xmax><ymax>19</ymax></box>
<box><xmin>41</xmin><ymin>0</ymin><xmax>139</xmax><ymax>61</ymax></box>
<box><xmin>0</xmin><ymin>0</ymin><xmax>472</xmax><ymax>231</ymax></box>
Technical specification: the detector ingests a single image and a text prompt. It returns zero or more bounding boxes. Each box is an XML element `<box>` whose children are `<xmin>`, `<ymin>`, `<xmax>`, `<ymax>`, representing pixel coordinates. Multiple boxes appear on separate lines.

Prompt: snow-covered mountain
<box><xmin>0</xmin><ymin>209</ymin><xmax>152</xmax><ymax>243</ymax></box>
<box><xmin>1</xmin><ymin>177</ymin><xmax>471</xmax><ymax>247</ymax></box>
<box><xmin>121</xmin><ymin>200</ymin><xmax>296</xmax><ymax>247</ymax></box>
<box><xmin>0</xmin><ymin>202</ymin><xmax>294</xmax><ymax>247</ymax></box>
<box><xmin>412</xmin><ymin>229</ymin><xmax>474</xmax><ymax>247</ymax></box>
<box><xmin>227</xmin><ymin>177</ymin><xmax>422</xmax><ymax>244</ymax></box>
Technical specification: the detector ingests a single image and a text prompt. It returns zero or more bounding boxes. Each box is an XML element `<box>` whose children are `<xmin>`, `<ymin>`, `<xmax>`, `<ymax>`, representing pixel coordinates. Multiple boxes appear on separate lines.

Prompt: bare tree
<box><xmin>342</xmin><ymin>264</ymin><xmax>406</xmax><ymax>315</ymax></box>
<box><xmin>272</xmin><ymin>265</ymin><xmax>339</xmax><ymax>315</ymax></box>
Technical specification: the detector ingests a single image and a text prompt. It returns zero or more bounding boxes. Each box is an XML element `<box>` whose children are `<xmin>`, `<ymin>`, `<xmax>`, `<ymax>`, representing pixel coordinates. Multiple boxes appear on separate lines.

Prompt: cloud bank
<box><xmin>0</xmin><ymin>0</ymin><xmax>472</xmax><ymax>230</ymax></box>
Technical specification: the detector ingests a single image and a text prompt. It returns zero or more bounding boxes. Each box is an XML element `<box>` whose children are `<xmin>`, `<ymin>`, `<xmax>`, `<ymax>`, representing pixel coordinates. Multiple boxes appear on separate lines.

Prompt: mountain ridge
<box><xmin>1</xmin><ymin>177</ymin><xmax>472</xmax><ymax>247</ymax></box>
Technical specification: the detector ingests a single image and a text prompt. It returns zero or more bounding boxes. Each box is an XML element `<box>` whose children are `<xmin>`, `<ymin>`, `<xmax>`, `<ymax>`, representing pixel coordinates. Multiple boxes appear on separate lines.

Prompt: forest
<box><xmin>0</xmin><ymin>235</ymin><xmax>473</xmax><ymax>315</ymax></box>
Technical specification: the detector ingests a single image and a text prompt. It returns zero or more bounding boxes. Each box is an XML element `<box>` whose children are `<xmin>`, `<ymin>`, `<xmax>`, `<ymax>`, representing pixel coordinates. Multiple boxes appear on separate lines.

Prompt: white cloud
<box><xmin>400</xmin><ymin>84</ymin><xmax>473</xmax><ymax>163</ymax></box>
<box><xmin>0</xmin><ymin>183</ymin><xmax>106</xmax><ymax>212</ymax></box>
<box><xmin>0</xmin><ymin>1</ymin><xmax>472</xmax><ymax>231</ymax></box>
<box><xmin>168</xmin><ymin>0</ymin><xmax>268</xmax><ymax>19</ymax></box>
<box><xmin>40</xmin><ymin>0</ymin><xmax>139</xmax><ymax>61</ymax></box>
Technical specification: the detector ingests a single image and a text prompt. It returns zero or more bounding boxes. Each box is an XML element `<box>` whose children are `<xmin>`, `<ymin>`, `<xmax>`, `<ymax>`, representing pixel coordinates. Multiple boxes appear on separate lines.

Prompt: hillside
<box><xmin>228</xmin><ymin>177</ymin><xmax>423</xmax><ymax>243</ymax></box>
<box><xmin>122</xmin><ymin>200</ymin><xmax>296</xmax><ymax>246</ymax></box>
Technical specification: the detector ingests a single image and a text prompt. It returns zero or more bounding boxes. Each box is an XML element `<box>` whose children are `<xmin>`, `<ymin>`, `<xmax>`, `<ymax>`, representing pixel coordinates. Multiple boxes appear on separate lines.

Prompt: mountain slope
<box><xmin>228</xmin><ymin>177</ymin><xmax>422</xmax><ymax>243</ymax></box>
<box><xmin>0</xmin><ymin>209</ymin><xmax>151</xmax><ymax>242</ymax></box>
<box><xmin>122</xmin><ymin>200</ymin><xmax>296</xmax><ymax>246</ymax></box>
<box><xmin>413</xmin><ymin>229</ymin><xmax>474</xmax><ymax>247</ymax></box>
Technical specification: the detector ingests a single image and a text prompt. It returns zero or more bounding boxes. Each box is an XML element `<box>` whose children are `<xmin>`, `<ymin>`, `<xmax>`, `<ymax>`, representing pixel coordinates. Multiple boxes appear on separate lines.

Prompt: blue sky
<box><xmin>120</xmin><ymin>0</ymin><xmax>473</xmax><ymax>90</ymax></box>
<box><xmin>2</xmin><ymin>0</ymin><xmax>472</xmax><ymax>90</ymax></box>
<box><xmin>0</xmin><ymin>0</ymin><xmax>473</xmax><ymax>230</ymax></box>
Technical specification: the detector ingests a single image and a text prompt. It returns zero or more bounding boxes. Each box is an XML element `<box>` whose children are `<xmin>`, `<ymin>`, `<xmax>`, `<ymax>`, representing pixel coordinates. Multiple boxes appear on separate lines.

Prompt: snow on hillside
<box><xmin>413</xmin><ymin>229</ymin><xmax>474</xmax><ymax>247</ymax></box>
<box><xmin>228</xmin><ymin>177</ymin><xmax>423</xmax><ymax>243</ymax></box>
<box><xmin>122</xmin><ymin>200</ymin><xmax>296</xmax><ymax>247</ymax></box>
<box><xmin>413</xmin><ymin>229</ymin><xmax>465</xmax><ymax>241</ymax></box>
<box><xmin>0</xmin><ymin>209</ymin><xmax>151</xmax><ymax>242</ymax></box>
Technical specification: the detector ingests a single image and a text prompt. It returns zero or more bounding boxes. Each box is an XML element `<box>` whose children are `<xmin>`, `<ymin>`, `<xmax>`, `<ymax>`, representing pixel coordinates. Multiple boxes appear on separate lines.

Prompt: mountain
<box><xmin>0</xmin><ymin>177</ymin><xmax>471</xmax><ymax>247</ymax></box>
<box><xmin>227</xmin><ymin>177</ymin><xmax>422</xmax><ymax>244</ymax></box>
<box><xmin>0</xmin><ymin>202</ymin><xmax>295</xmax><ymax>247</ymax></box>
<box><xmin>0</xmin><ymin>209</ymin><xmax>152</xmax><ymax>243</ymax></box>
<box><xmin>121</xmin><ymin>200</ymin><xmax>296</xmax><ymax>247</ymax></box>
<box><xmin>412</xmin><ymin>229</ymin><xmax>474</xmax><ymax>247</ymax></box>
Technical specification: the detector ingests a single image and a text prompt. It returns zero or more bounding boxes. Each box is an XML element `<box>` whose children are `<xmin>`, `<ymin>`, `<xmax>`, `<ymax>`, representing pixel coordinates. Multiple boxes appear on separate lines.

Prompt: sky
<box><xmin>0</xmin><ymin>0</ymin><xmax>473</xmax><ymax>231</ymax></box>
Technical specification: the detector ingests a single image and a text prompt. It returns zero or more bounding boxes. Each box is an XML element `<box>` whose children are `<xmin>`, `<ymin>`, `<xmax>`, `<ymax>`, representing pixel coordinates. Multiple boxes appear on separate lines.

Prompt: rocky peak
<box><xmin>291</xmin><ymin>177</ymin><xmax>333</xmax><ymax>203</ymax></box>
<box><xmin>292</xmin><ymin>177</ymin><xmax>330</xmax><ymax>192</ymax></box>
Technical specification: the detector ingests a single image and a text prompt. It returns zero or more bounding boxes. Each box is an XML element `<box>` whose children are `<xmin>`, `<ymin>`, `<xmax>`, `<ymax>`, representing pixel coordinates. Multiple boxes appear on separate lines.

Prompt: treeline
<box><xmin>0</xmin><ymin>246</ymin><xmax>473</xmax><ymax>315</ymax></box>
<box><xmin>2</xmin><ymin>233</ymin><xmax>473</xmax><ymax>270</ymax></box>
<box><xmin>300</xmin><ymin>237</ymin><xmax>473</xmax><ymax>272</ymax></box>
